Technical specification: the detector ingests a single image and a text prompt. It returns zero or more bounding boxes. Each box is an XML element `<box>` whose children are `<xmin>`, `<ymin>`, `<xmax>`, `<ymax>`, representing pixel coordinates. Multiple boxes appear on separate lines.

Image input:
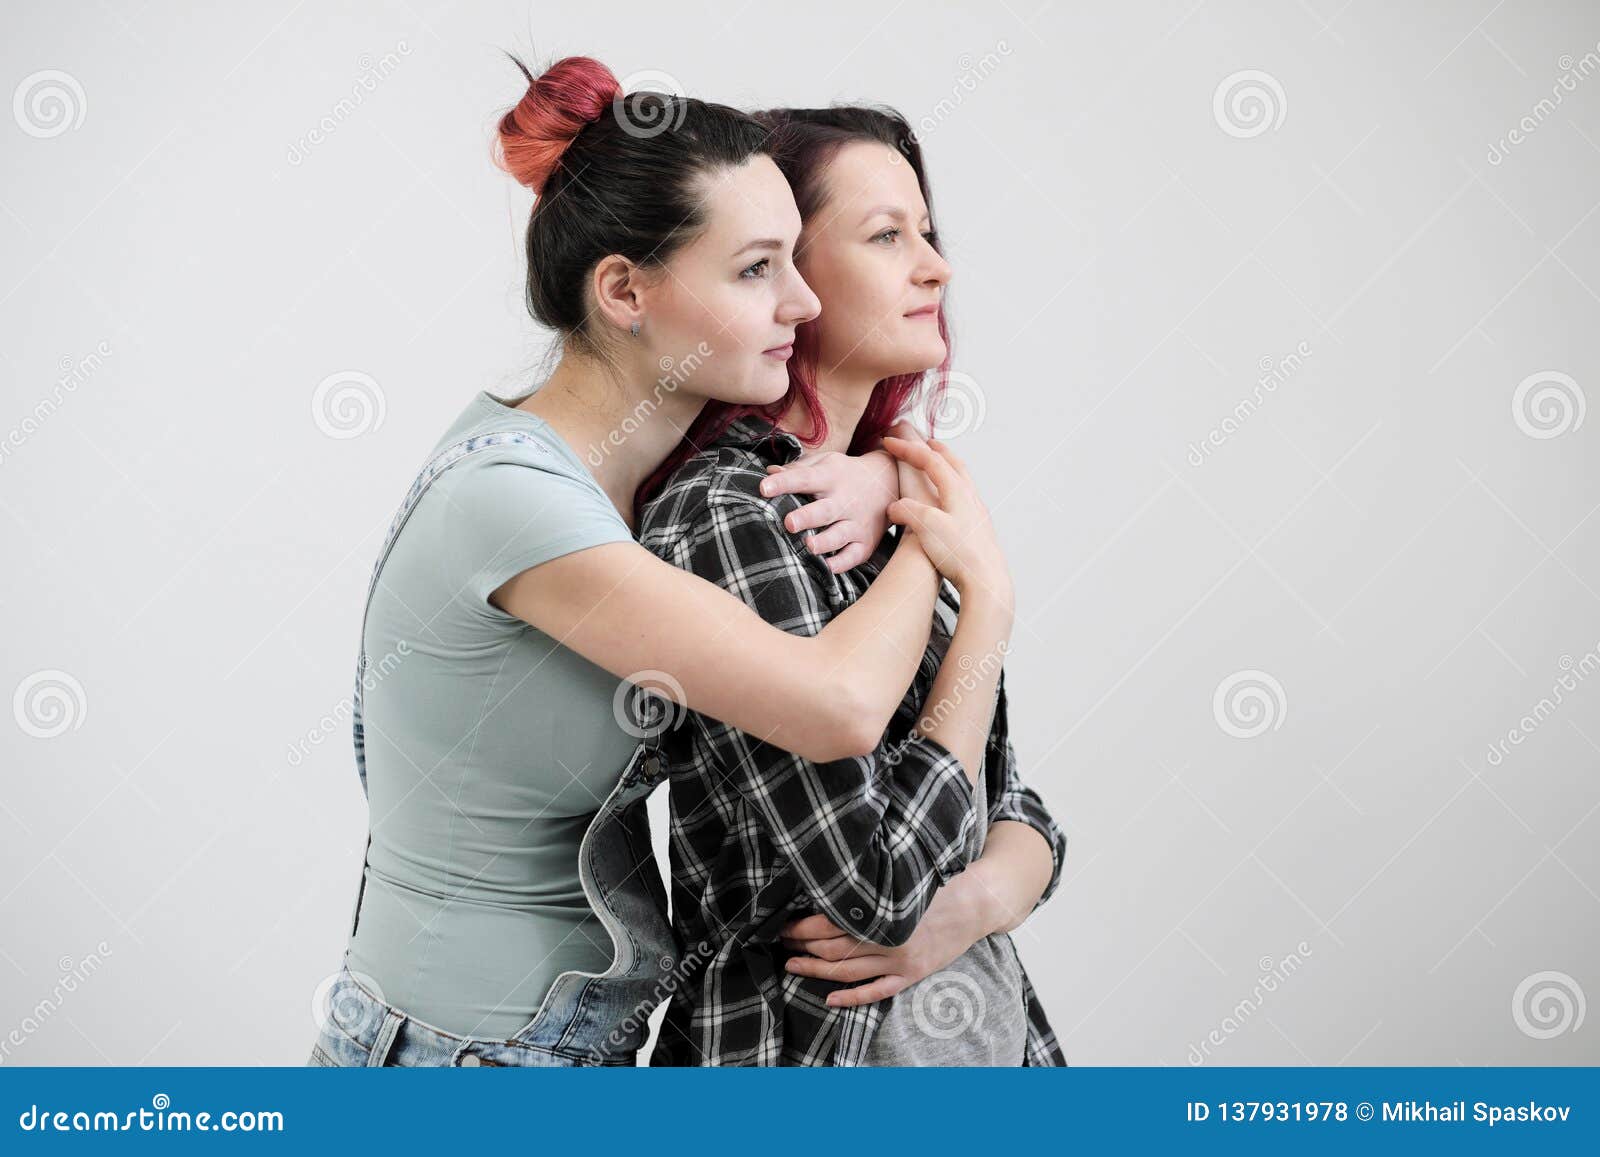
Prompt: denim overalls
<box><xmin>309</xmin><ymin>430</ymin><xmax>682</xmax><ymax>1067</ymax></box>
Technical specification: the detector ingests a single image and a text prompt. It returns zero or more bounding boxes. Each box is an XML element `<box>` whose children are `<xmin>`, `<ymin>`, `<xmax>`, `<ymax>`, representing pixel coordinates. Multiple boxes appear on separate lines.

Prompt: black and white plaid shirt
<box><xmin>638</xmin><ymin>415</ymin><xmax>1067</xmax><ymax>1067</ymax></box>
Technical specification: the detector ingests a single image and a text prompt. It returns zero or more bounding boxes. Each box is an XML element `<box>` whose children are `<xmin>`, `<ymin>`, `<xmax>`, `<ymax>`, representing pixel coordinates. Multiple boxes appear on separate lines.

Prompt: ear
<box><xmin>590</xmin><ymin>254</ymin><xmax>645</xmax><ymax>336</ymax></box>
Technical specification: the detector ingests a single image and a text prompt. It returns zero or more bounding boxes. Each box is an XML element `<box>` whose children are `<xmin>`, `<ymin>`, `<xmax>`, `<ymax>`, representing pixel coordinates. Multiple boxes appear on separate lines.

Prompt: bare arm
<box><xmin>488</xmin><ymin>532</ymin><xmax>937</xmax><ymax>764</ymax></box>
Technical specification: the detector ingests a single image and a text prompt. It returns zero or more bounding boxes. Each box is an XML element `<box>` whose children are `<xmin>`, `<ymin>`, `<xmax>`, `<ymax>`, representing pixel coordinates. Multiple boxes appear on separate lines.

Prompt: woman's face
<box><xmin>638</xmin><ymin>155</ymin><xmax>820</xmax><ymax>406</ymax></box>
<box><xmin>794</xmin><ymin>141</ymin><xmax>953</xmax><ymax>381</ymax></box>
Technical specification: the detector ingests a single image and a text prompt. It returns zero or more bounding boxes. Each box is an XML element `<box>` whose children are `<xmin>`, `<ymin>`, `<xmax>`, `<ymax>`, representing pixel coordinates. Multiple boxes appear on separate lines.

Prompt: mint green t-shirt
<box><xmin>344</xmin><ymin>390</ymin><xmax>640</xmax><ymax>1039</ymax></box>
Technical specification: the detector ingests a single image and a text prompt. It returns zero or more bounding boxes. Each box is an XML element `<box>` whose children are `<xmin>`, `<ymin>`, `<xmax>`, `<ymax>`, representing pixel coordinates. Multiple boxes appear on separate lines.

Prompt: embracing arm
<box><xmin>488</xmin><ymin>531</ymin><xmax>937</xmax><ymax>765</ymax></box>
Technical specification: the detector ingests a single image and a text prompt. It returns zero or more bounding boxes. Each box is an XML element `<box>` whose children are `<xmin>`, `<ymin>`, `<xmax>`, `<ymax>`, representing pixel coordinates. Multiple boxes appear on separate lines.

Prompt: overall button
<box><xmin>641</xmin><ymin>753</ymin><xmax>662</xmax><ymax>779</ymax></box>
<box><xmin>458</xmin><ymin>1053</ymin><xmax>482</xmax><ymax>1067</ymax></box>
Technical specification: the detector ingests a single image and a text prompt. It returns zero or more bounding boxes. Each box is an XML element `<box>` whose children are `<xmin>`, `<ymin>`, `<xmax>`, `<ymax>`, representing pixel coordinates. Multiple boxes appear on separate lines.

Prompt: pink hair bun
<box><xmin>495</xmin><ymin>56</ymin><xmax>623</xmax><ymax>195</ymax></box>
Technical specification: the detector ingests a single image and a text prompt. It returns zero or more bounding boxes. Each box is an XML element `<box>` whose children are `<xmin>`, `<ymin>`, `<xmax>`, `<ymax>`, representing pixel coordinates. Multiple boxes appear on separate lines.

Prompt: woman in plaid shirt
<box><xmin>636</xmin><ymin>107</ymin><xmax>1068</xmax><ymax>1066</ymax></box>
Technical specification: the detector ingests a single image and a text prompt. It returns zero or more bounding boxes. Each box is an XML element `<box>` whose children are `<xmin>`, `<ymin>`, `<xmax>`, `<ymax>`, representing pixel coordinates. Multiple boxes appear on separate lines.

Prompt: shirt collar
<box><xmin>709</xmin><ymin>414</ymin><xmax>807</xmax><ymax>466</ymax></box>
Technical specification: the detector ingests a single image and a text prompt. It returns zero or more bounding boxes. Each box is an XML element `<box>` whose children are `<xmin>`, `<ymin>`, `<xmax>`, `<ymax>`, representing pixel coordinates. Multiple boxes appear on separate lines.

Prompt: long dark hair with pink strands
<box><xmin>635</xmin><ymin>105</ymin><xmax>952</xmax><ymax>519</ymax></box>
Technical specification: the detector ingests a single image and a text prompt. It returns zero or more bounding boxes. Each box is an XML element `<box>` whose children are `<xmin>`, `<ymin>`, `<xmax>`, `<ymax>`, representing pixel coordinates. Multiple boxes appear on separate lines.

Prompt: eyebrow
<box><xmin>731</xmin><ymin>238</ymin><xmax>784</xmax><ymax>257</ymax></box>
<box><xmin>858</xmin><ymin>204</ymin><xmax>931</xmax><ymax>227</ymax></box>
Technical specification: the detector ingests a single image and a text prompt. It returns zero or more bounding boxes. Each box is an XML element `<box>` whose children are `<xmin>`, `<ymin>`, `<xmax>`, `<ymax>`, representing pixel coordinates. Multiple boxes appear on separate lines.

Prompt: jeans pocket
<box><xmin>307</xmin><ymin>1043</ymin><xmax>339</xmax><ymax>1067</ymax></box>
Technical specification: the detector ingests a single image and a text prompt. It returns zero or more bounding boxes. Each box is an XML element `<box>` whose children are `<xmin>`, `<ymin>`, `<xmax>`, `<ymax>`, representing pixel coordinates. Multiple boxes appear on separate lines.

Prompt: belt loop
<box><xmin>366</xmin><ymin>1008</ymin><xmax>404</xmax><ymax>1067</ymax></box>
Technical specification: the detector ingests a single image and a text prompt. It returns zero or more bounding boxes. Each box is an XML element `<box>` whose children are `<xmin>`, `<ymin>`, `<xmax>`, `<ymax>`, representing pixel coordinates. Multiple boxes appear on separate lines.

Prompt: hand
<box><xmin>779</xmin><ymin>874</ymin><xmax>994</xmax><ymax>1008</ymax></box>
<box><xmin>759</xmin><ymin>448</ymin><xmax>897</xmax><ymax>574</ymax></box>
<box><xmin>880</xmin><ymin>436</ymin><xmax>1011</xmax><ymax>604</ymax></box>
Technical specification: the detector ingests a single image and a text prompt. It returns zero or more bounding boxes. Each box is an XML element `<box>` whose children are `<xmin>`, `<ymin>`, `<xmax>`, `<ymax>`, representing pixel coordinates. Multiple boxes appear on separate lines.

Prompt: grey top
<box><xmin>861</xmin><ymin>715</ymin><xmax>1029</xmax><ymax>1066</ymax></box>
<box><xmin>344</xmin><ymin>390</ymin><xmax>640</xmax><ymax>1040</ymax></box>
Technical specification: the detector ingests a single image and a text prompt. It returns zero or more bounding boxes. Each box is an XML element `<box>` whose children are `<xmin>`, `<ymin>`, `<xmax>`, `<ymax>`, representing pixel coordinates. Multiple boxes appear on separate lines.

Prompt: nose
<box><xmin>780</xmin><ymin>265</ymin><xmax>822</xmax><ymax>326</ymax></box>
<box><xmin>915</xmin><ymin>235</ymin><xmax>953</xmax><ymax>290</ymax></box>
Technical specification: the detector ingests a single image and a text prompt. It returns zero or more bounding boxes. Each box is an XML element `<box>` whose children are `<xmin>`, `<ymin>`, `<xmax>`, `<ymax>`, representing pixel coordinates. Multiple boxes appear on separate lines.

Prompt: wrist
<box><xmin>955</xmin><ymin>859</ymin><xmax>1004</xmax><ymax>940</ymax></box>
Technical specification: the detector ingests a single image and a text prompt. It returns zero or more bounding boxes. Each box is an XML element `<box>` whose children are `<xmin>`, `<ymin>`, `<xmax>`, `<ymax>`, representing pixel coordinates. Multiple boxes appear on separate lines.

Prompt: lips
<box><xmin>904</xmin><ymin>303</ymin><xmax>941</xmax><ymax>319</ymax></box>
<box><xmin>762</xmin><ymin>342</ymin><xmax>794</xmax><ymax>359</ymax></box>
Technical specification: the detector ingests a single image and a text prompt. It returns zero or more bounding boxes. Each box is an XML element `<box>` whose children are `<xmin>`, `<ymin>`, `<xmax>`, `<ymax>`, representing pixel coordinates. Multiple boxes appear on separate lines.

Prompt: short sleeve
<box><xmin>431</xmin><ymin>455</ymin><xmax>634</xmax><ymax>618</ymax></box>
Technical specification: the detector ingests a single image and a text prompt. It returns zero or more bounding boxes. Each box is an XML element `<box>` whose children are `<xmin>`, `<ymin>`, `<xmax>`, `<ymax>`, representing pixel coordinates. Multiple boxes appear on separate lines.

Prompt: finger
<box><xmin>802</xmin><ymin>522</ymin><xmax>856</xmax><ymax>557</ymax></box>
<box><xmin>765</xmin><ymin>463</ymin><xmax>783</xmax><ymax>474</ymax></box>
<box><xmin>825</xmin><ymin>541</ymin><xmax>870</xmax><ymax>574</ymax></box>
<box><xmin>885</xmin><ymin>420</ymin><xmax>924</xmax><ymax>443</ymax></box>
<box><xmin>800</xmin><ymin>934</ymin><xmax>864</xmax><ymax>961</ymax></box>
<box><xmin>784</xmin><ymin>498</ymin><xmax>841</xmax><ymax>535</ymax></box>
<box><xmin>780</xmin><ymin>913</ymin><xmax>847</xmax><ymax>940</ymax></box>
<box><xmin>887</xmin><ymin>497</ymin><xmax>948</xmax><ymax>538</ymax></box>
<box><xmin>785</xmin><ymin>954</ymin><xmax>894</xmax><ymax>983</ymax></box>
<box><xmin>882</xmin><ymin>437</ymin><xmax>959</xmax><ymax>497</ymax></box>
<box><xmin>825</xmin><ymin>974</ymin><xmax>911</xmax><ymax>1007</ymax></box>
<box><xmin>760</xmin><ymin>467</ymin><xmax>818</xmax><ymax>498</ymax></box>
<box><xmin>926</xmin><ymin>437</ymin><xmax>971</xmax><ymax>479</ymax></box>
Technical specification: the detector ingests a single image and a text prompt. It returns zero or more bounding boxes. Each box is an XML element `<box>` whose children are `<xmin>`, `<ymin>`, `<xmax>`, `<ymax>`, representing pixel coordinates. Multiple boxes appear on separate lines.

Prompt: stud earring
<box><xmin>630</xmin><ymin>321</ymin><xmax>640</xmax><ymax>338</ymax></box>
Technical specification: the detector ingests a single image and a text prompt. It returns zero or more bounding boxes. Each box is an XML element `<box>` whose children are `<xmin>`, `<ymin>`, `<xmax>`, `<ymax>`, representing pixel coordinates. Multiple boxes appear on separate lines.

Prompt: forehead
<box><xmin>692</xmin><ymin>155</ymin><xmax>802</xmax><ymax>246</ymax></box>
<box><xmin>815</xmin><ymin>140</ymin><xmax>928</xmax><ymax>224</ymax></box>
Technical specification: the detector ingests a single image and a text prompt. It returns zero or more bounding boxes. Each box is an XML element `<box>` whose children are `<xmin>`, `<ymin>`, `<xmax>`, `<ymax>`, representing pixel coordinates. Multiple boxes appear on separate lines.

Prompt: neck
<box><xmin>775</xmin><ymin>365</ymin><xmax>878</xmax><ymax>454</ymax></box>
<box><xmin>515</xmin><ymin>344</ymin><xmax>705</xmax><ymax>531</ymax></box>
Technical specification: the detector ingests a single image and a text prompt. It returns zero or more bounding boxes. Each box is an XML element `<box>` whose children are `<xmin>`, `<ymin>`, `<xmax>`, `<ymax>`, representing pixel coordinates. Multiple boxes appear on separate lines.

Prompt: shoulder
<box><xmin>640</xmin><ymin>445</ymin><xmax>802</xmax><ymax>545</ymax></box>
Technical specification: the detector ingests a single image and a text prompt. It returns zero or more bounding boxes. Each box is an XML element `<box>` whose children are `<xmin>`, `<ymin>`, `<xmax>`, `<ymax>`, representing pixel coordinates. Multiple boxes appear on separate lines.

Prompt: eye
<box><xmin>740</xmin><ymin>258</ymin><xmax>770</xmax><ymax>279</ymax></box>
<box><xmin>872</xmin><ymin>227</ymin><xmax>901</xmax><ymax>245</ymax></box>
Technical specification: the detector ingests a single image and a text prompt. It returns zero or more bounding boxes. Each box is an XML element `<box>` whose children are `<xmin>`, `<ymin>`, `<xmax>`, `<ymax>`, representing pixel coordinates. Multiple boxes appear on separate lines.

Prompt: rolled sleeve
<box><xmin>985</xmin><ymin>672</ymin><xmax>1067</xmax><ymax>912</ymax></box>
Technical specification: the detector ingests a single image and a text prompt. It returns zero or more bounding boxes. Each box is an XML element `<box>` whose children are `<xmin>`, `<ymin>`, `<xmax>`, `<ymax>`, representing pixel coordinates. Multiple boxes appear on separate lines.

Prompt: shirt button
<box><xmin>459</xmin><ymin>1053</ymin><xmax>482</xmax><ymax>1067</ymax></box>
<box><xmin>850</xmin><ymin>907</ymin><xmax>865</xmax><ymax>920</ymax></box>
